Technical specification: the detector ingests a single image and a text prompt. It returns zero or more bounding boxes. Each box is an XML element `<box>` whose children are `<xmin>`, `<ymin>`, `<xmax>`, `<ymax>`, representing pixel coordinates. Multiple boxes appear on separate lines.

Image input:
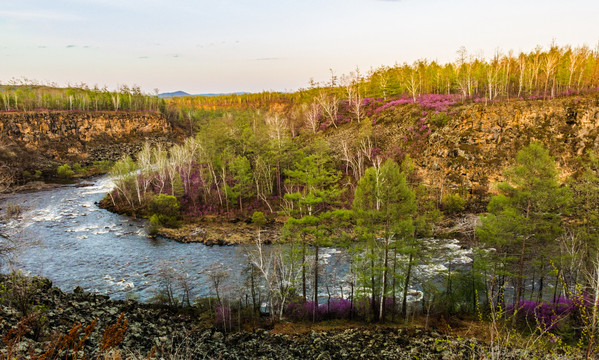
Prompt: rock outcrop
<box><xmin>327</xmin><ymin>95</ymin><xmax>599</xmax><ymax>210</ymax></box>
<box><xmin>0</xmin><ymin>111</ymin><xmax>173</xmax><ymax>178</ymax></box>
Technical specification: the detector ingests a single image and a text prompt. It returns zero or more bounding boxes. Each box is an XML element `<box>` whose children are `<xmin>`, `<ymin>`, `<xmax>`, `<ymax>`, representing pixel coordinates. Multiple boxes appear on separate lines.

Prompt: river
<box><xmin>0</xmin><ymin>176</ymin><xmax>472</xmax><ymax>303</ymax></box>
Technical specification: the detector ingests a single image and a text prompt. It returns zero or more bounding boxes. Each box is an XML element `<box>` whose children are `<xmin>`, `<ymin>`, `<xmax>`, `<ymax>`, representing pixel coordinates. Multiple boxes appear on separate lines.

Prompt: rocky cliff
<box><xmin>0</xmin><ymin>111</ymin><xmax>173</xmax><ymax>179</ymax></box>
<box><xmin>328</xmin><ymin>95</ymin><xmax>599</xmax><ymax>209</ymax></box>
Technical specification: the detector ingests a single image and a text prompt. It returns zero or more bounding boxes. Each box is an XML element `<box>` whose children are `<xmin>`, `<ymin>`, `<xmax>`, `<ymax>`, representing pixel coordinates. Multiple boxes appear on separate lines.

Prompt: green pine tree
<box><xmin>476</xmin><ymin>142</ymin><xmax>570</xmax><ymax>309</ymax></box>
<box><xmin>353</xmin><ymin>158</ymin><xmax>416</xmax><ymax>321</ymax></box>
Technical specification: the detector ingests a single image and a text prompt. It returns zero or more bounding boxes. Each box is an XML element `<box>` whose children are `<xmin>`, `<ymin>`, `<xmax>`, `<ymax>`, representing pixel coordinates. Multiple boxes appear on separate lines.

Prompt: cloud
<box><xmin>38</xmin><ymin>45</ymin><xmax>47</xmax><ymax>48</ymax></box>
<box><xmin>256</xmin><ymin>57</ymin><xmax>281</xmax><ymax>61</ymax></box>
<box><xmin>172</xmin><ymin>54</ymin><xmax>180</xmax><ymax>58</ymax></box>
<box><xmin>0</xmin><ymin>10</ymin><xmax>83</xmax><ymax>21</ymax></box>
<box><xmin>138</xmin><ymin>56</ymin><xmax>149</xmax><ymax>59</ymax></box>
<box><xmin>66</xmin><ymin>45</ymin><xmax>76</xmax><ymax>48</ymax></box>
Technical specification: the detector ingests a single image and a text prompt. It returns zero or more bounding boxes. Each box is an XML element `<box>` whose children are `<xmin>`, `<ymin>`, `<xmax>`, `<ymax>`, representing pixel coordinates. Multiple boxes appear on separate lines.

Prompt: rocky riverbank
<box><xmin>156</xmin><ymin>221</ymin><xmax>281</xmax><ymax>246</ymax></box>
<box><xmin>0</xmin><ymin>274</ymin><xmax>578</xmax><ymax>359</ymax></box>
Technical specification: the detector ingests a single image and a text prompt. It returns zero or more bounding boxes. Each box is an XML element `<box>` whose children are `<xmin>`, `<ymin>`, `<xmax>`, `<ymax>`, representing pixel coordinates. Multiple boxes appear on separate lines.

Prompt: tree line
<box><xmin>168</xmin><ymin>44</ymin><xmax>599</xmax><ymax>118</ymax></box>
<box><xmin>0</xmin><ymin>81</ymin><xmax>164</xmax><ymax>112</ymax></box>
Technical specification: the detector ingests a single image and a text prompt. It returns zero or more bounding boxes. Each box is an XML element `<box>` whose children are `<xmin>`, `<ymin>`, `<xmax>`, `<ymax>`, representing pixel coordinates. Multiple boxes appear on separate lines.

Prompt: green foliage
<box><xmin>148</xmin><ymin>214</ymin><xmax>161</xmax><ymax>235</ymax></box>
<box><xmin>149</xmin><ymin>194</ymin><xmax>181</xmax><ymax>228</ymax></box>
<box><xmin>251</xmin><ymin>211</ymin><xmax>266</xmax><ymax>228</ymax></box>
<box><xmin>441</xmin><ymin>193</ymin><xmax>467</xmax><ymax>214</ymax></box>
<box><xmin>429</xmin><ymin>112</ymin><xmax>450</xmax><ymax>127</ymax></box>
<box><xmin>353</xmin><ymin>158</ymin><xmax>416</xmax><ymax>240</ymax></box>
<box><xmin>22</xmin><ymin>170</ymin><xmax>42</xmax><ymax>182</ymax></box>
<box><xmin>171</xmin><ymin>172</ymin><xmax>185</xmax><ymax>198</ymax></box>
<box><xmin>0</xmin><ymin>272</ymin><xmax>40</xmax><ymax>316</ymax></box>
<box><xmin>0</xmin><ymin>83</ymin><xmax>162</xmax><ymax>112</ymax></box>
<box><xmin>71</xmin><ymin>162</ymin><xmax>86</xmax><ymax>174</ymax></box>
<box><xmin>284</xmin><ymin>152</ymin><xmax>343</xmax><ymax>219</ymax></box>
<box><xmin>476</xmin><ymin>142</ymin><xmax>571</xmax><ymax>304</ymax></box>
<box><xmin>56</xmin><ymin>164</ymin><xmax>74</xmax><ymax>178</ymax></box>
<box><xmin>91</xmin><ymin>160</ymin><xmax>114</xmax><ymax>173</ymax></box>
<box><xmin>352</xmin><ymin>158</ymin><xmax>417</xmax><ymax>320</ymax></box>
<box><xmin>226</xmin><ymin>156</ymin><xmax>255</xmax><ymax>211</ymax></box>
<box><xmin>567</xmin><ymin>150</ymin><xmax>599</xmax><ymax>285</ymax></box>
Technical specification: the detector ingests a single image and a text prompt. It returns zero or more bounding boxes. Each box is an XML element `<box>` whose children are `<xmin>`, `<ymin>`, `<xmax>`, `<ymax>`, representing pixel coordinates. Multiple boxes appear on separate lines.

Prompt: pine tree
<box><xmin>283</xmin><ymin>152</ymin><xmax>343</xmax><ymax>321</ymax></box>
<box><xmin>352</xmin><ymin>158</ymin><xmax>416</xmax><ymax>321</ymax></box>
<box><xmin>476</xmin><ymin>142</ymin><xmax>570</xmax><ymax>309</ymax></box>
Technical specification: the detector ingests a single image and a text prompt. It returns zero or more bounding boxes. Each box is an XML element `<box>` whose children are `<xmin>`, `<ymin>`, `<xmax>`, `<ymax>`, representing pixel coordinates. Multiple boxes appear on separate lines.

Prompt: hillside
<box><xmin>324</xmin><ymin>95</ymin><xmax>599</xmax><ymax>209</ymax></box>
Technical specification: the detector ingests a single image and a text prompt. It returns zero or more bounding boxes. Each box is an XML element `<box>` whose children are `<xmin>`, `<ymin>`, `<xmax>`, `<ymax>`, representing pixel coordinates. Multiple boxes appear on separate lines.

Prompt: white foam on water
<box><xmin>102</xmin><ymin>274</ymin><xmax>135</xmax><ymax>291</ymax></box>
<box><xmin>30</xmin><ymin>209</ymin><xmax>63</xmax><ymax>222</ymax></box>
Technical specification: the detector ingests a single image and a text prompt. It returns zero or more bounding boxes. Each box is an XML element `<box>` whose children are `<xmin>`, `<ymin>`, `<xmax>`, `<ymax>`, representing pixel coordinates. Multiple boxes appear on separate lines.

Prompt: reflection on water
<box><xmin>0</xmin><ymin>177</ymin><xmax>472</xmax><ymax>303</ymax></box>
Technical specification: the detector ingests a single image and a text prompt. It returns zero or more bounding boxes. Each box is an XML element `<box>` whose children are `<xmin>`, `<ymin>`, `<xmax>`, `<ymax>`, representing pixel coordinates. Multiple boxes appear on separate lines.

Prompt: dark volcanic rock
<box><xmin>0</xmin><ymin>274</ymin><xmax>575</xmax><ymax>359</ymax></box>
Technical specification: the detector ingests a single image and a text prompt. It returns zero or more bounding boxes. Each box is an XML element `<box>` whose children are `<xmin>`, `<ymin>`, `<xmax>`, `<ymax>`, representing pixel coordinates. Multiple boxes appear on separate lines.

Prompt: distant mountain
<box><xmin>158</xmin><ymin>91</ymin><xmax>249</xmax><ymax>98</ymax></box>
<box><xmin>157</xmin><ymin>91</ymin><xmax>190</xmax><ymax>98</ymax></box>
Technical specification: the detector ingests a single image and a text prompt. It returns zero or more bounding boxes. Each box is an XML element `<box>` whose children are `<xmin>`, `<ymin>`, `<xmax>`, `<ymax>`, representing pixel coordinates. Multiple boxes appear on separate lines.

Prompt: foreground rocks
<box><xmin>0</xmin><ymin>274</ymin><xmax>578</xmax><ymax>359</ymax></box>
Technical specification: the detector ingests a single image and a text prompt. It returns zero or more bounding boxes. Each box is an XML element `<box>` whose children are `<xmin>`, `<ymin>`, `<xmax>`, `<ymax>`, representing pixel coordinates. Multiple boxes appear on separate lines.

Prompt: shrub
<box><xmin>148</xmin><ymin>194</ymin><xmax>181</xmax><ymax>228</ymax></box>
<box><xmin>148</xmin><ymin>214</ymin><xmax>161</xmax><ymax>235</ymax></box>
<box><xmin>251</xmin><ymin>211</ymin><xmax>266</xmax><ymax>227</ymax></box>
<box><xmin>508</xmin><ymin>297</ymin><xmax>587</xmax><ymax>337</ymax></box>
<box><xmin>441</xmin><ymin>193</ymin><xmax>466</xmax><ymax>214</ymax></box>
<box><xmin>72</xmin><ymin>162</ymin><xmax>85</xmax><ymax>174</ymax></box>
<box><xmin>4</xmin><ymin>202</ymin><xmax>23</xmax><ymax>218</ymax></box>
<box><xmin>56</xmin><ymin>164</ymin><xmax>74</xmax><ymax>178</ymax></box>
<box><xmin>429</xmin><ymin>112</ymin><xmax>450</xmax><ymax>127</ymax></box>
<box><xmin>91</xmin><ymin>160</ymin><xmax>114</xmax><ymax>173</ymax></box>
<box><xmin>22</xmin><ymin>170</ymin><xmax>42</xmax><ymax>182</ymax></box>
<box><xmin>0</xmin><ymin>272</ymin><xmax>42</xmax><ymax>316</ymax></box>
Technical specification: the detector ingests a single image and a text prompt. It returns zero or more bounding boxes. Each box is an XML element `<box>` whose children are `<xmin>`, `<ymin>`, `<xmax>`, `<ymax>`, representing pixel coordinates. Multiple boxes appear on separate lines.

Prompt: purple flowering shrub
<box><xmin>402</xmin><ymin>117</ymin><xmax>431</xmax><ymax>155</ymax></box>
<box><xmin>509</xmin><ymin>294</ymin><xmax>595</xmax><ymax>336</ymax></box>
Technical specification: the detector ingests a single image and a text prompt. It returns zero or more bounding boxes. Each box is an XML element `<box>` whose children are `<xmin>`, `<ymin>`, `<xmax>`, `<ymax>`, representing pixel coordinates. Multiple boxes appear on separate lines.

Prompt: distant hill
<box><xmin>158</xmin><ymin>91</ymin><xmax>249</xmax><ymax>98</ymax></box>
<box><xmin>157</xmin><ymin>91</ymin><xmax>191</xmax><ymax>99</ymax></box>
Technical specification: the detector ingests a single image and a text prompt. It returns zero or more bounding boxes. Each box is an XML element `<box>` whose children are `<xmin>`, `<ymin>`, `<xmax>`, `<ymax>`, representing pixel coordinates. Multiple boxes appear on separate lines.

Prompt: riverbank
<box><xmin>0</xmin><ymin>273</ymin><xmax>561</xmax><ymax>359</ymax></box>
<box><xmin>155</xmin><ymin>220</ymin><xmax>281</xmax><ymax>245</ymax></box>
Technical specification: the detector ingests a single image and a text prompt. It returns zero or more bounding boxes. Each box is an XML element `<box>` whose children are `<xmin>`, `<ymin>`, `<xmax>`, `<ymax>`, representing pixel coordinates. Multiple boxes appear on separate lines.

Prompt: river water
<box><xmin>0</xmin><ymin>176</ymin><xmax>472</xmax><ymax>303</ymax></box>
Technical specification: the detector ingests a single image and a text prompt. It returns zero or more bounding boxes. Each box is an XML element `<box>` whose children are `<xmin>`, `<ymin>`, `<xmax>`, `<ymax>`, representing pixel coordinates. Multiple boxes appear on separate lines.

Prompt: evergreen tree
<box><xmin>476</xmin><ymin>142</ymin><xmax>570</xmax><ymax>309</ymax></box>
<box><xmin>283</xmin><ymin>152</ymin><xmax>343</xmax><ymax>320</ymax></box>
<box><xmin>226</xmin><ymin>155</ymin><xmax>254</xmax><ymax>212</ymax></box>
<box><xmin>352</xmin><ymin>158</ymin><xmax>416</xmax><ymax>321</ymax></box>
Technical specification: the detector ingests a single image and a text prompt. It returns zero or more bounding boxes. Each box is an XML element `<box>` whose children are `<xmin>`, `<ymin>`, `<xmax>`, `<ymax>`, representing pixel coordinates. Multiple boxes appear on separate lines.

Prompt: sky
<box><xmin>1</xmin><ymin>0</ymin><xmax>598</xmax><ymax>94</ymax></box>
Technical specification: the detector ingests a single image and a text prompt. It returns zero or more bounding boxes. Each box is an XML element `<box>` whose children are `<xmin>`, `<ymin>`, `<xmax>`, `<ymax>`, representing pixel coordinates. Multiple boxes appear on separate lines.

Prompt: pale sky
<box><xmin>1</xmin><ymin>0</ymin><xmax>598</xmax><ymax>94</ymax></box>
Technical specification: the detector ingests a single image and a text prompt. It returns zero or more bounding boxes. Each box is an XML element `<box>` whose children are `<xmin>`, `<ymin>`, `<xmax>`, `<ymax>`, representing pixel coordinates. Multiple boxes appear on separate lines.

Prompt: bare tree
<box><xmin>342</xmin><ymin>69</ymin><xmax>364</xmax><ymax>123</ymax></box>
<box><xmin>304</xmin><ymin>102</ymin><xmax>321</xmax><ymax>134</ymax></box>
<box><xmin>316</xmin><ymin>90</ymin><xmax>339</xmax><ymax>129</ymax></box>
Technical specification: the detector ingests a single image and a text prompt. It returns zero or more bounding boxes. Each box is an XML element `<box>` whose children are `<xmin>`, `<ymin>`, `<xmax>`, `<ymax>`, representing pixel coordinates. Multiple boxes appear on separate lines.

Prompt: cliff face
<box><xmin>328</xmin><ymin>95</ymin><xmax>599</xmax><ymax>208</ymax></box>
<box><xmin>0</xmin><ymin>111</ymin><xmax>173</xmax><ymax>175</ymax></box>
